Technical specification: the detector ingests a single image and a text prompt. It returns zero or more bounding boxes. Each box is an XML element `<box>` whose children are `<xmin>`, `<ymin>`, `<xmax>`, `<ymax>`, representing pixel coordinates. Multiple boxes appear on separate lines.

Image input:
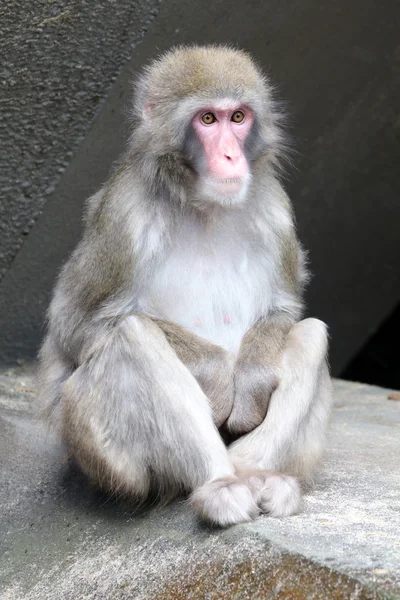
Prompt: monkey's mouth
<box><xmin>215</xmin><ymin>178</ymin><xmax>243</xmax><ymax>185</ymax></box>
<box><xmin>213</xmin><ymin>177</ymin><xmax>245</xmax><ymax>194</ymax></box>
<box><xmin>200</xmin><ymin>174</ymin><xmax>250</xmax><ymax>205</ymax></box>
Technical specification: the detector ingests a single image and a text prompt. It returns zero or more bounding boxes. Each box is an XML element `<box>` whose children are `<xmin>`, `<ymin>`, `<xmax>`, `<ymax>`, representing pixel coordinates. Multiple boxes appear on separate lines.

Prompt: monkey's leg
<box><xmin>148</xmin><ymin>318</ymin><xmax>302</xmax><ymax>518</ymax></box>
<box><xmin>60</xmin><ymin>315</ymin><xmax>300</xmax><ymax>526</ymax></box>
<box><xmin>152</xmin><ymin>318</ymin><xmax>234</xmax><ymax>427</ymax></box>
<box><xmin>37</xmin><ymin>333</ymin><xmax>74</xmax><ymax>426</ymax></box>
<box><xmin>39</xmin><ymin>317</ymin><xmax>234</xmax><ymax>430</ymax></box>
<box><xmin>229</xmin><ymin>318</ymin><xmax>333</xmax><ymax>482</ymax></box>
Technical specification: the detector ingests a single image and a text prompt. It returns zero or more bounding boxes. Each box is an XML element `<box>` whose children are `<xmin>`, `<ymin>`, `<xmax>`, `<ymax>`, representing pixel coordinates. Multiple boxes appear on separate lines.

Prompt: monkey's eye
<box><xmin>231</xmin><ymin>110</ymin><xmax>245</xmax><ymax>123</ymax></box>
<box><xmin>201</xmin><ymin>112</ymin><xmax>217</xmax><ymax>125</ymax></box>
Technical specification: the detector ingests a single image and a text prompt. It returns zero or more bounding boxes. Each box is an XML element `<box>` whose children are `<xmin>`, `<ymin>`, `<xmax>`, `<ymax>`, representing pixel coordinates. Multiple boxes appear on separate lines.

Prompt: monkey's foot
<box><xmin>190</xmin><ymin>476</ymin><xmax>259</xmax><ymax>527</ymax></box>
<box><xmin>249</xmin><ymin>472</ymin><xmax>302</xmax><ymax>517</ymax></box>
<box><xmin>232</xmin><ymin>458</ymin><xmax>302</xmax><ymax>517</ymax></box>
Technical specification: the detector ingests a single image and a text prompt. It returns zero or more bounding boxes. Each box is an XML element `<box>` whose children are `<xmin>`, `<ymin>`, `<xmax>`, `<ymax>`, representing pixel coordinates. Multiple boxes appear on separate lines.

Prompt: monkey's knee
<box><xmin>286</xmin><ymin>318</ymin><xmax>329</xmax><ymax>365</ymax></box>
<box><xmin>120</xmin><ymin>313</ymin><xmax>165</xmax><ymax>343</ymax></box>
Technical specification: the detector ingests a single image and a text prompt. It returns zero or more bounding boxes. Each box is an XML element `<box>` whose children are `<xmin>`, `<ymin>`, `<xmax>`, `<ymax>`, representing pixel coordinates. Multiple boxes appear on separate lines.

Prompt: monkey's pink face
<box><xmin>192</xmin><ymin>104</ymin><xmax>254</xmax><ymax>202</ymax></box>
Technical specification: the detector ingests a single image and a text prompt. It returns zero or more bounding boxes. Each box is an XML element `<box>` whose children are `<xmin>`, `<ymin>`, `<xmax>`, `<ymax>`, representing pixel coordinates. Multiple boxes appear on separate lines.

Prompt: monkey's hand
<box><xmin>225</xmin><ymin>314</ymin><xmax>294</xmax><ymax>436</ymax></box>
<box><xmin>226</xmin><ymin>359</ymin><xmax>279</xmax><ymax>435</ymax></box>
<box><xmin>153</xmin><ymin>318</ymin><xmax>235</xmax><ymax>427</ymax></box>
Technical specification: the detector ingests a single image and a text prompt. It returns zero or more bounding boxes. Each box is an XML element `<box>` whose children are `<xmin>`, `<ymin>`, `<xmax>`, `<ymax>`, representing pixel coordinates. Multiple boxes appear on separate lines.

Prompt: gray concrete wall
<box><xmin>0</xmin><ymin>0</ymin><xmax>399</xmax><ymax>373</ymax></box>
<box><xmin>0</xmin><ymin>0</ymin><xmax>161</xmax><ymax>279</ymax></box>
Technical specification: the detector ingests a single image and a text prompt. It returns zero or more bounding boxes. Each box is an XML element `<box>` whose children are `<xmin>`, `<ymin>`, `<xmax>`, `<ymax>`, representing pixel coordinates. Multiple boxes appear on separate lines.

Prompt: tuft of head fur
<box><xmin>134</xmin><ymin>45</ymin><xmax>268</xmax><ymax>118</ymax></box>
<box><xmin>127</xmin><ymin>45</ymin><xmax>288</xmax><ymax>205</ymax></box>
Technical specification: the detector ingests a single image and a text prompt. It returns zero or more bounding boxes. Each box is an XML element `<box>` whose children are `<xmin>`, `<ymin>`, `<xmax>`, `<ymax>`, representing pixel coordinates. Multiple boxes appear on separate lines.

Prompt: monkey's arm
<box><xmin>226</xmin><ymin>312</ymin><xmax>294</xmax><ymax>435</ymax></box>
<box><xmin>225</xmin><ymin>199</ymin><xmax>309</xmax><ymax>436</ymax></box>
<box><xmin>152</xmin><ymin>319</ymin><xmax>234</xmax><ymax>427</ymax></box>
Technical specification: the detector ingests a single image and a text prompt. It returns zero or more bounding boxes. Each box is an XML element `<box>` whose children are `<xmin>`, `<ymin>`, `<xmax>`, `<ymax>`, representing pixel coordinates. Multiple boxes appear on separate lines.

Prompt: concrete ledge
<box><xmin>0</xmin><ymin>367</ymin><xmax>399</xmax><ymax>599</ymax></box>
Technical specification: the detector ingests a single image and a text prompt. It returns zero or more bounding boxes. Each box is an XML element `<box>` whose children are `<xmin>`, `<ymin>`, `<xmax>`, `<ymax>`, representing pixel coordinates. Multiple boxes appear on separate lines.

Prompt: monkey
<box><xmin>37</xmin><ymin>45</ymin><xmax>333</xmax><ymax>527</ymax></box>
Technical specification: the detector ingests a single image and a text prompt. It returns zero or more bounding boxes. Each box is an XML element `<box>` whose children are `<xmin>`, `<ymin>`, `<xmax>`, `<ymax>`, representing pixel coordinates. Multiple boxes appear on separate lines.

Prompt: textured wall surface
<box><xmin>0</xmin><ymin>0</ymin><xmax>399</xmax><ymax>369</ymax></box>
<box><xmin>0</xmin><ymin>0</ymin><xmax>160</xmax><ymax>280</ymax></box>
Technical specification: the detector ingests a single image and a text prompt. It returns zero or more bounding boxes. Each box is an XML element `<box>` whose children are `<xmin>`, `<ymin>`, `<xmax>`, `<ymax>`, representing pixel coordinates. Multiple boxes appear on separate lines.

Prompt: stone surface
<box><xmin>0</xmin><ymin>367</ymin><xmax>399</xmax><ymax>599</ymax></box>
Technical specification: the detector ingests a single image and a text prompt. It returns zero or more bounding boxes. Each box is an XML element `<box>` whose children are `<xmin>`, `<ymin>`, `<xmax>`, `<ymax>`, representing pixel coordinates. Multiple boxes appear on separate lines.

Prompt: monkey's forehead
<box><xmin>137</xmin><ymin>45</ymin><xmax>269</xmax><ymax>107</ymax></box>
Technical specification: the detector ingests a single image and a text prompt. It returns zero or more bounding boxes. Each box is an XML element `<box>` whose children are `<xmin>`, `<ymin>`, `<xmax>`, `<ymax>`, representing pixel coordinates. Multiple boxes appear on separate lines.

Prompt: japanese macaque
<box><xmin>37</xmin><ymin>45</ymin><xmax>333</xmax><ymax>527</ymax></box>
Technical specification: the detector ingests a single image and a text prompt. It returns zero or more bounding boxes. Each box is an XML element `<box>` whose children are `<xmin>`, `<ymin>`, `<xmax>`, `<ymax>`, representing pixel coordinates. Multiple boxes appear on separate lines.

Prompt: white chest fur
<box><xmin>136</xmin><ymin>214</ymin><xmax>275</xmax><ymax>353</ymax></box>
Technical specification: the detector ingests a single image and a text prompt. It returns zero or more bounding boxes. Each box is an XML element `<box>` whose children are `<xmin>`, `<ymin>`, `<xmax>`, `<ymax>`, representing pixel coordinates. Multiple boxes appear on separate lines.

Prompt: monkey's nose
<box><xmin>223</xmin><ymin>140</ymin><xmax>242</xmax><ymax>164</ymax></box>
<box><xmin>224</xmin><ymin>150</ymin><xmax>239</xmax><ymax>164</ymax></box>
